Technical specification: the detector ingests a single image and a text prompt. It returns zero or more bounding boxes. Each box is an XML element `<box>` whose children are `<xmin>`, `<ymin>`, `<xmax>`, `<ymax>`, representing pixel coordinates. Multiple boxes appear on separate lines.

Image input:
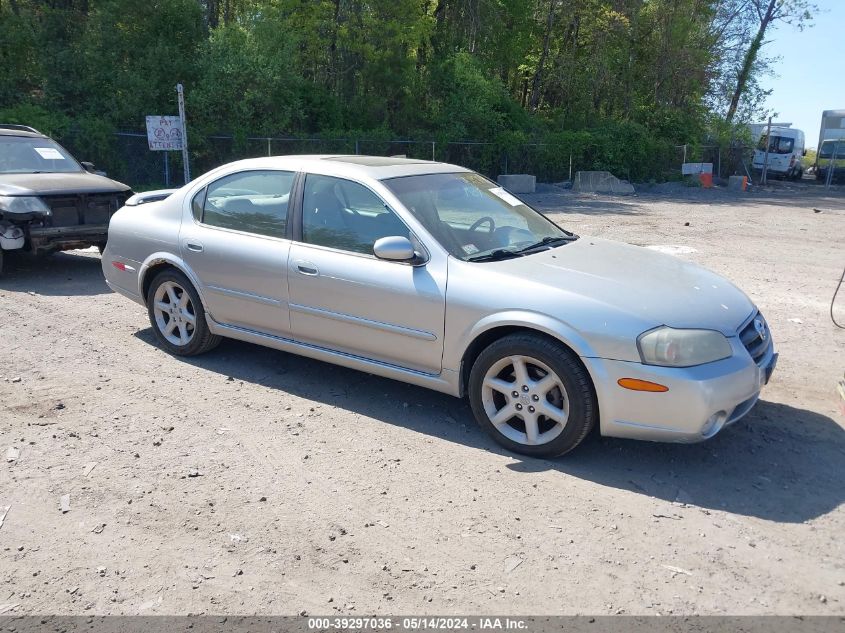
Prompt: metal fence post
<box><xmin>761</xmin><ymin>116</ymin><xmax>772</xmax><ymax>185</ymax></box>
<box><xmin>176</xmin><ymin>83</ymin><xmax>191</xmax><ymax>183</ymax></box>
<box><xmin>826</xmin><ymin>142</ymin><xmax>839</xmax><ymax>190</ymax></box>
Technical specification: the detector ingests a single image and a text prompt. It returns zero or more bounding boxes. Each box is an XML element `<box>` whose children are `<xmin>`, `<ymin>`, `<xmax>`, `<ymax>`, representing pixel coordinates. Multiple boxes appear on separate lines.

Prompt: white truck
<box><xmin>750</xmin><ymin>124</ymin><xmax>806</xmax><ymax>181</ymax></box>
<box><xmin>815</xmin><ymin>109</ymin><xmax>845</xmax><ymax>183</ymax></box>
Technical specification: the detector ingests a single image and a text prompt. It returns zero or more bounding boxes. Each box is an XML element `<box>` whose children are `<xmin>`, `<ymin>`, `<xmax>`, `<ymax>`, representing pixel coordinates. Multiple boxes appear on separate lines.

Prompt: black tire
<box><xmin>468</xmin><ymin>332</ymin><xmax>597</xmax><ymax>458</ymax></box>
<box><xmin>146</xmin><ymin>269</ymin><xmax>221</xmax><ymax>356</ymax></box>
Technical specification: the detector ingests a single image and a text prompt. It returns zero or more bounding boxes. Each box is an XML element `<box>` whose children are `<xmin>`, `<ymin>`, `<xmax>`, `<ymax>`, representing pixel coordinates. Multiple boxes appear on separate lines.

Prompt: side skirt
<box><xmin>207</xmin><ymin>316</ymin><xmax>461</xmax><ymax>397</ymax></box>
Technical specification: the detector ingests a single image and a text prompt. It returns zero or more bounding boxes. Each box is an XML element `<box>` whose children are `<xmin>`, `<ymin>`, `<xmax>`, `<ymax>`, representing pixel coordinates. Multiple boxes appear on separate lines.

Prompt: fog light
<box><xmin>701</xmin><ymin>411</ymin><xmax>727</xmax><ymax>438</ymax></box>
<box><xmin>0</xmin><ymin>225</ymin><xmax>25</xmax><ymax>250</ymax></box>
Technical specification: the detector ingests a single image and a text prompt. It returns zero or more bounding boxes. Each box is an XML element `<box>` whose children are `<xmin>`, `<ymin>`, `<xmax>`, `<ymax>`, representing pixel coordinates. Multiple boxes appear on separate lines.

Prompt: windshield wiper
<box><xmin>466</xmin><ymin>249</ymin><xmax>522</xmax><ymax>263</ymax></box>
<box><xmin>514</xmin><ymin>235</ymin><xmax>578</xmax><ymax>254</ymax></box>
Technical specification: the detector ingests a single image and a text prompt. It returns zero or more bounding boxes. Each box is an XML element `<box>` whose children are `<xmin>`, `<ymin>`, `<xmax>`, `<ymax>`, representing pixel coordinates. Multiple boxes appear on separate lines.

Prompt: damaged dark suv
<box><xmin>0</xmin><ymin>124</ymin><xmax>132</xmax><ymax>273</ymax></box>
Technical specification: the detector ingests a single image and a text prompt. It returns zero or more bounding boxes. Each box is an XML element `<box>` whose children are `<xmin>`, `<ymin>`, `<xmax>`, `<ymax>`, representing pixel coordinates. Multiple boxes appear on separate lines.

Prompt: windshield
<box><xmin>383</xmin><ymin>172</ymin><xmax>574</xmax><ymax>261</ymax></box>
<box><xmin>819</xmin><ymin>141</ymin><xmax>843</xmax><ymax>159</ymax></box>
<box><xmin>0</xmin><ymin>136</ymin><xmax>83</xmax><ymax>174</ymax></box>
<box><xmin>756</xmin><ymin>134</ymin><xmax>795</xmax><ymax>155</ymax></box>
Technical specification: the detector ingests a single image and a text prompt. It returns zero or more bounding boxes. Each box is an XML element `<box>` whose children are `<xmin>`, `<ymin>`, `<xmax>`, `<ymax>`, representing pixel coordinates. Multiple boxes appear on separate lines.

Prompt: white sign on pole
<box><xmin>145</xmin><ymin>115</ymin><xmax>184</xmax><ymax>151</ymax></box>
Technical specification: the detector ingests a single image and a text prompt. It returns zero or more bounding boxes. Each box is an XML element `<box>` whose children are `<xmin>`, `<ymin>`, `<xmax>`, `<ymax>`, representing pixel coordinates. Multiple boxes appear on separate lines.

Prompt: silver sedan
<box><xmin>102</xmin><ymin>156</ymin><xmax>777</xmax><ymax>457</ymax></box>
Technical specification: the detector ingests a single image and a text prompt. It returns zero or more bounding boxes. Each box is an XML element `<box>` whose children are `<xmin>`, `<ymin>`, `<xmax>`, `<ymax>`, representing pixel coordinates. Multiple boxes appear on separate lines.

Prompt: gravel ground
<box><xmin>1</xmin><ymin>183</ymin><xmax>843</xmax><ymax>616</ymax></box>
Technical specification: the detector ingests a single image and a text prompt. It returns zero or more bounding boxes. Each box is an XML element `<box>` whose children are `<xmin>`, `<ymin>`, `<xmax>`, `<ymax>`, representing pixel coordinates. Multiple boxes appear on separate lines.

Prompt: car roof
<box><xmin>209</xmin><ymin>155</ymin><xmax>472</xmax><ymax>181</ymax></box>
<box><xmin>0</xmin><ymin>125</ymin><xmax>47</xmax><ymax>138</ymax></box>
<box><xmin>0</xmin><ymin>129</ymin><xmax>48</xmax><ymax>139</ymax></box>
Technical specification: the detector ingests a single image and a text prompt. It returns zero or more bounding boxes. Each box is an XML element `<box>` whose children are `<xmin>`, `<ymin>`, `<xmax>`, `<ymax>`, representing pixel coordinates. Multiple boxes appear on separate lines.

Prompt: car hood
<box><xmin>498</xmin><ymin>237</ymin><xmax>754</xmax><ymax>336</ymax></box>
<box><xmin>0</xmin><ymin>172</ymin><xmax>130</xmax><ymax>196</ymax></box>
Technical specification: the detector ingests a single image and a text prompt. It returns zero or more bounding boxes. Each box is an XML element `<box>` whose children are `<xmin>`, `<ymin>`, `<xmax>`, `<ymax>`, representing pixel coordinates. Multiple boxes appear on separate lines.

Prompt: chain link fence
<box><xmin>56</xmin><ymin>130</ymin><xmax>749</xmax><ymax>191</ymax></box>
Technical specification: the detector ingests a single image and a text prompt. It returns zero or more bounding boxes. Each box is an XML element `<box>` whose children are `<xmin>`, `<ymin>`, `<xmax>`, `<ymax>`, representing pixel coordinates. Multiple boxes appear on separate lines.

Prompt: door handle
<box><xmin>186</xmin><ymin>242</ymin><xmax>204</xmax><ymax>253</ymax></box>
<box><xmin>296</xmin><ymin>261</ymin><xmax>319</xmax><ymax>276</ymax></box>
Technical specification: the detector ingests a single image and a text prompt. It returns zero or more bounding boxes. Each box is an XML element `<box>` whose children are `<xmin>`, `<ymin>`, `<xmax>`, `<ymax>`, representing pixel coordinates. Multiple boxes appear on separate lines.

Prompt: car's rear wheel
<box><xmin>146</xmin><ymin>269</ymin><xmax>220</xmax><ymax>356</ymax></box>
<box><xmin>468</xmin><ymin>333</ymin><xmax>596</xmax><ymax>457</ymax></box>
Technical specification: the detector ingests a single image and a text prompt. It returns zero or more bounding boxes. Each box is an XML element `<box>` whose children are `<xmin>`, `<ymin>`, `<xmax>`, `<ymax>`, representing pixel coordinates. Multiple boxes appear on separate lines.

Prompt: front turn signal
<box><xmin>617</xmin><ymin>378</ymin><xmax>669</xmax><ymax>392</ymax></box>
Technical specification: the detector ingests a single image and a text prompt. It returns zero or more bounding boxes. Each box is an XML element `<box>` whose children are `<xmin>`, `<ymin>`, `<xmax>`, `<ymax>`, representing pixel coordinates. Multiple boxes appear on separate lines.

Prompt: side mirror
<box><xmin>373</xmin><ymin>236</ymin><xmax>416</xmax><ymax>262</ymax></box>
<box><xmin>81</xmin><ymin>161</ymin><xmax>97</xmax><ymax>172</ymax></box>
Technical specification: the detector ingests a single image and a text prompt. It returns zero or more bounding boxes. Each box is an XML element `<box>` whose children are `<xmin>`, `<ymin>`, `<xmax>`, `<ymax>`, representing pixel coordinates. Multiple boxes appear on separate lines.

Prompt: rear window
<box><xmin>0</xmin><ymin>136</ymin><xmax>82</xmax><ymax>174</ymax></box>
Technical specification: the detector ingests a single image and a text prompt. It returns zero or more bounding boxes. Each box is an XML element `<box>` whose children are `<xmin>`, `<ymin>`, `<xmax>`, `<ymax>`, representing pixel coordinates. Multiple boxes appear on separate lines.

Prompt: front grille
<box><xmin>739</xmin><ymin>311</ymin><xmax>772</xmax><ymax>365</ymax></box>
<box><xmin>42</xmin><ymin>192</ymin><xmax>129</xmax><ymax>227</ymax></box>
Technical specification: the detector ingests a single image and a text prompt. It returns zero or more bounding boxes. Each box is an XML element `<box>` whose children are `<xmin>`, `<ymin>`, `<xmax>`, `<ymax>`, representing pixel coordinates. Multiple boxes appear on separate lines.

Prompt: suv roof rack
<box><xmin>0</xmin><ymin>124</ymin><xmax>43</xmax><ymax>135</ymax></box>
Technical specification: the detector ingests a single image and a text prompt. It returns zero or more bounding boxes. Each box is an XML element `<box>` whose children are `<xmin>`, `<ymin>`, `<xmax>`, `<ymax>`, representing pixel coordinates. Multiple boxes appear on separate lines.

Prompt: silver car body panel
<box><xmin>180</xmin><ymin>220</ymin><xmax>293</xmax><ymax>338</ymax></box>
<box><xmin>103</xmin><ymin>155</ymin><xmax>774</xmax><ymax>442</ymax></box>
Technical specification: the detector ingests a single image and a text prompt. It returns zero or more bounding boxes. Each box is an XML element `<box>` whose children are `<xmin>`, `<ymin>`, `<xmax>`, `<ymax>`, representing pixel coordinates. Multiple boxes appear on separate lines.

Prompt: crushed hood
<box><xmin>0</xmin><ymin>172</ymin><xmax>130</xmax><ymax>196</ymax></box>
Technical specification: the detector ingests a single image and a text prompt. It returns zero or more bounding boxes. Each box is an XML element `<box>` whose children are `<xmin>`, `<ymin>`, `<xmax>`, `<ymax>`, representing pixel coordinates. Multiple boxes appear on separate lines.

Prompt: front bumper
<box><xmin>588</xmin><ymin>335</ymin><xmax>777</xmax><ymax>443</ymax></box>
<box><xmin>28</xmin><ymin>223</ymin><xmax>109</xmax><ymax>252</ymax></box>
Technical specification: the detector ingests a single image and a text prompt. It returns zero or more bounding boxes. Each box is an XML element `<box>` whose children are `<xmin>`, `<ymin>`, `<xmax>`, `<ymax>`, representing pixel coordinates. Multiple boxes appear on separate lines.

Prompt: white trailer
<box><xmin>748</xmin><ymin>122</ymin><xmax>793</xmax><ymax>142</ymax></box>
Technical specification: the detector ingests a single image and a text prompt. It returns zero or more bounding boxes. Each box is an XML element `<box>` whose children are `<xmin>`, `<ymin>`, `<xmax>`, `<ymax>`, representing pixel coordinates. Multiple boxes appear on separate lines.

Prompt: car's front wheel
<box><xmin>146</xmin><ymin>269</ymin><xmax>220</xmax><ymax>356</ymax></box>
<box><xmin>468</xmin><ymin>333</ymin><xmax>597</xmax><ymax>457</ymax></box>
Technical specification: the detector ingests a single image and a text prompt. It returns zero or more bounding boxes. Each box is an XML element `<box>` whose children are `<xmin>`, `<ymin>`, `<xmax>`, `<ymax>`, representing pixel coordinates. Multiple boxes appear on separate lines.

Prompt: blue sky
<box><xmin>759</xmin><ymin>1</ymin><xmax>845</xmax><ymax>148</ymax></box>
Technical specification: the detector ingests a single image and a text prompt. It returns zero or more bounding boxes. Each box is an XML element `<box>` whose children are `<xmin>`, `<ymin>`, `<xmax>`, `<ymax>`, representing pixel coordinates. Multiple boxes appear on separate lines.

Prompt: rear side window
<box><xmin>199</xmin><ymin>170</ymin><xmax>294</xmax><ymax>238</ymax></box>
<box><xmin>191</xmin><ymin>187</ymin><xmax>206</xmax><ymax>221</ymax></box>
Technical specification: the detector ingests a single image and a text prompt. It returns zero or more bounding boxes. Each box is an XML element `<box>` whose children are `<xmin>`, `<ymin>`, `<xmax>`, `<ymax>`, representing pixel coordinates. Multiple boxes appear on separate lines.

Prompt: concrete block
<box><xmin>728</xmin><ymin>175</ymin><xmax>748</xmax><ymax>191</ymax></box>
<box><xmin>572</xmin><ymin>171</ymin><xmax>635</xmax><ymax>194</ymax></box>
<box><xmin>497</xmin><ymin>174</ymin><xmax>536</xmax><ymax>194</ymax></box>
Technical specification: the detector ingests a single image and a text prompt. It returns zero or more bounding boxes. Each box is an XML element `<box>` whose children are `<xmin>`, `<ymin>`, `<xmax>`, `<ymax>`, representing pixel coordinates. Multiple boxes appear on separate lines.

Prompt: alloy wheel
<box><xmin>481</xmin><ymin>354</ymin><xmax>569</xmax><ymax>446</ymax></box>
<box><xmin>152</xmin><ymin>280</ymin><xmax>197</xmax><ymax>346</ymax></box>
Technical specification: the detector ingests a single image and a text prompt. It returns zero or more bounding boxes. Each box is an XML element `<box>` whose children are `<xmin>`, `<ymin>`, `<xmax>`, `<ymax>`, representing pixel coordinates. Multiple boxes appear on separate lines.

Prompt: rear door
<box><xmin>287</xmin><ymin>173</ymin><xmax>446</xmax><ymax>374</ymax></box>
<box><xmin>179</xmin><ymin>169</ymin><xmax>295</xmax><ymax>337</ymax></box>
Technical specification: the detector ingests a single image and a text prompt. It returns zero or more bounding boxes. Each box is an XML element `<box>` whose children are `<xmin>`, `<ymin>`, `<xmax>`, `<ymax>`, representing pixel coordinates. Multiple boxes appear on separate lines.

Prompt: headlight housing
<box><xmin>637</xmin><ymin>327</ymin><xmax>732</xmax><ymax>367</ymax></box>
<box><xmin>0</xmin><ymin>195</ymin><xmax>51</xmax><ymax>215</ymax></box>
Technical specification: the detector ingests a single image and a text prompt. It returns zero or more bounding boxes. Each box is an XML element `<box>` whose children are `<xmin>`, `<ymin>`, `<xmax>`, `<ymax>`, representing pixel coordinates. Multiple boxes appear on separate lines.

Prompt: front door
<box><xmin>180</xmin><ymin>169</ymin><xmax>295</xmax><ymax>337</ymax></box>
<box><xmin>287</xmin><ymin>174</ymin><xmax>446</xmax><ymax>374</ymax></box>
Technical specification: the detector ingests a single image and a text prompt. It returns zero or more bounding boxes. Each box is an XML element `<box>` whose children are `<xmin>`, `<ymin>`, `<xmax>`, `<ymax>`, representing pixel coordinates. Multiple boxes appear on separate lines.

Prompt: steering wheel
<box><xmin>468</xmin><ymin>216</ymin><xmax>496</xmax><ymax>234</ymax></box>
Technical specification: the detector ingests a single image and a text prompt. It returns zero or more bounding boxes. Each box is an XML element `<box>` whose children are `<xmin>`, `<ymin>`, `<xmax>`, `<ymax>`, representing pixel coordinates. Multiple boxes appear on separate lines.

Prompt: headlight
<box><xmin>0</xmin><ymin>195</ymin><xmax>51</xmax><ymax>215</ymax></box>
<box><xmin>638</xmin><ymin>327</ymin><xmax>732</xmax><ymax>367</ymax></box>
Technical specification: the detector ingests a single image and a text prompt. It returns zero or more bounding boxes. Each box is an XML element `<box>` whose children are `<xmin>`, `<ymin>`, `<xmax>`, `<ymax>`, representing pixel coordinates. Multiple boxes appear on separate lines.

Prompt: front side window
<box><xmin>384</xmin><ymin>172</ymin><xmax>573</xmax><ymax>261</ymax></box>
<box><xmin>200</xmin><ymin>170</ymin><xmax>294</xmax><ymax>238</ymax></box>
<box><xmin>757</xmin><ymin>135</ymin><xmax>795</xmax><ymax>155</ymax></box>
<box><xmin>301</xmin><ymin>174</ymin><xmax>409</xmax><ymax>255</ymax></box>
<box><xmin>0</xmin><ymin>136</ymin><xmax>82</xmax><ymax>174</ymax></box>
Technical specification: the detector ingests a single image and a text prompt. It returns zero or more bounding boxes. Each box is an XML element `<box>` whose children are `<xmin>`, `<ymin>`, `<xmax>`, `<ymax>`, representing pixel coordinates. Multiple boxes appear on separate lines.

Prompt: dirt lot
<box><xmin>1</xmin><ymin>182</ymin><xmax>844</xmax><ymax>616</ymax></box>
